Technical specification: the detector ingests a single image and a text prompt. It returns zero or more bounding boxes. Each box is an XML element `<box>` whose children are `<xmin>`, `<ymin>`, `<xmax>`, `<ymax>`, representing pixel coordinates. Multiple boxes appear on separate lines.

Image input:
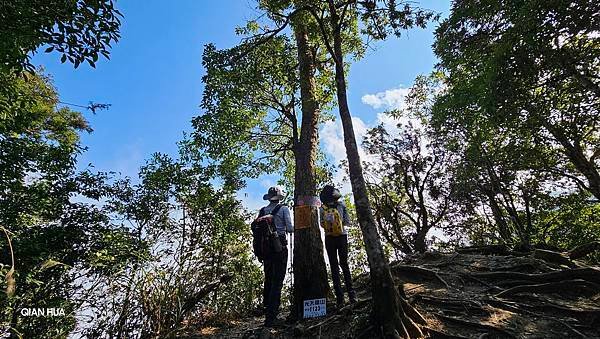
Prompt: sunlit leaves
<box><xmin>0</xmin><ymin>0</ymin><xmax>122</xmax><ymax>72</ymax></box>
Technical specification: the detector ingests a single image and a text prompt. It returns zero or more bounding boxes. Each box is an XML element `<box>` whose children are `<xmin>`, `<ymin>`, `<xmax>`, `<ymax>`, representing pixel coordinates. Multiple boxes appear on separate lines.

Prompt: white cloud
<box><xmin>320</xmin><ymin>116</ymin><xmax>385</xmax><ymax>195</ymax></box>
<box><xmin>322</xmin><ymin>85</ymin><xmax>422</xmax><ymax>196</ymax></box>
<box><xmin>361</xmin><ymin>86</ymin><xmax>411</xmax><ymax>111</ymax></box>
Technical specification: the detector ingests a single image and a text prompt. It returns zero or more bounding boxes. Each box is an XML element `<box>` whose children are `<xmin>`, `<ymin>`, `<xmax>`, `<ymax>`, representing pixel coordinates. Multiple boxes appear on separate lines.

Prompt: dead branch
<box><xmin>181</xmin><ymin>274</ymin><xmax>233</xmax><ymax>315</ymax></box>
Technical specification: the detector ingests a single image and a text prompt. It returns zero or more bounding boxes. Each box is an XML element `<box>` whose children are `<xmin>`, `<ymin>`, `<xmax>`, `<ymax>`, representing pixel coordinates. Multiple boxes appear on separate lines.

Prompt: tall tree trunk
<box><xmin>291</xmin><ymin>23</ymin><xmax>329</xmax><ymax>320</ymax></box>
<box><xmin>481</xmin><ymin>188</ymin><xmax>512</xmax><ymax>243</ymax></box>
<box><xmin>327</xmin><ymin>1</ymin><xmax>426</xmax><ymax>337</ymax></box>
<box><xmin>413</xmin><ymin>231</ymin><xmax>427</xmax><ymax>254</ymax></box>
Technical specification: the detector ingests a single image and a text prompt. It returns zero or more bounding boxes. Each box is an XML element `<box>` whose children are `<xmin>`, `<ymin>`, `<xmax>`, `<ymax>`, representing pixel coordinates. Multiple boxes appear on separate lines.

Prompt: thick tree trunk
<box><xmin>413</xmin><ymin>231</ymin><xmax>427</xmax><ymax>254</ymax></box>
<box><xmin>290</xmin><ymin>24</ymin><xmax>329</xmax><ymax>320</ymax></box>
<box><xmin>327</xmin><ymin>1</ymin><xmax>426</xmax><ymax>337</ymax></box>
<box><xmin>483</xmin><ymin>188</ymin><xmax>512</xmax><ymax>243</ymax></box>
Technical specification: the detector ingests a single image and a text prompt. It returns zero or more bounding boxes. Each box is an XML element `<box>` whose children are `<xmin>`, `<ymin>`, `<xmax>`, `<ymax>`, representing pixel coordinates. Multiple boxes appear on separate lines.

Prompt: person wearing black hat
<box><xmin>319</xmin><ymin>185</ymin><xmax>356</xmax><ymax>308</ymax></box>
<box><xmin>258</xmin><ymin>186</ymin><xmax>293</xmax><ymax>327</ymax></box>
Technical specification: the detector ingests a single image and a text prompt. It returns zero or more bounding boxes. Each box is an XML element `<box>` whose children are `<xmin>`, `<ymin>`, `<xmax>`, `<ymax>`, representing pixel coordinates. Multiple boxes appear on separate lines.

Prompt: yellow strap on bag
<box><xmin>322</xmin><ymin>206</ymin><xmax>343</xmax><ymax>236</ymax></box>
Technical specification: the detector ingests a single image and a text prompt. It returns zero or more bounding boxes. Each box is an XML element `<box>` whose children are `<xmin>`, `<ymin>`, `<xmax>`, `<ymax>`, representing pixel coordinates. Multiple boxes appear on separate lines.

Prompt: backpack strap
<box><xmin>271</xmin><ymin>204</ymin><xmax>283</xmax><ymax>216</ymax></box>
<box><xmin>258</xmin><ymin>207</ymin><xmax>266</xmax><ymax>218</ymax></box>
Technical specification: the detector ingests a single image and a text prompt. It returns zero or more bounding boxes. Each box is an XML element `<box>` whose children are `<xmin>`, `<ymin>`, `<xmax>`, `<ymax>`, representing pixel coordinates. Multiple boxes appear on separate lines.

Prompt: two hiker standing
<box><xmin>253</xmin><ymin>185</ymin><xmax>355</xmax><ymax>327</ymax></box>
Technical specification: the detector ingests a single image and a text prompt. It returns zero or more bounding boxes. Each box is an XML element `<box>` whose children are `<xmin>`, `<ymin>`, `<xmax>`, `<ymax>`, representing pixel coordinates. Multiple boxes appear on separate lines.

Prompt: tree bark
<box><xmin>290</xmin><ymin>24</ymin><xmax>329</xmax><ymax>320</ymax></box>
<box><xmin>483</xmin><ymin>188</ymin><xmax>512</xmax><ymax>243</ymax></box>
<box><xmin>326</xmin><ymin>1</ymin><xmax>426</xmax><ymax>337</ymax></box>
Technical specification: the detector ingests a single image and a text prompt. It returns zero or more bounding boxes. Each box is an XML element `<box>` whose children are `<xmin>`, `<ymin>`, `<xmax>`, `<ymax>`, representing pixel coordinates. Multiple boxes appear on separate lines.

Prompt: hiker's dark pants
<box><xmin>325</xmin><ymin>234</ymin><xmax>355</xmax><ymax>303</ymax></box>
<box><xmin>263</xmin><ymin>235</ymin><xmax>288</xmax><ymax>323</ymax></box>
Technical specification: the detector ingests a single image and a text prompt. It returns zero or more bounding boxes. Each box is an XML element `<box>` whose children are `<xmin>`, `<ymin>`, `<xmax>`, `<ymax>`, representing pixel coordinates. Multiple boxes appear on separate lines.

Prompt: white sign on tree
<box><xmin>303</xmin><ymin>298</ymin><xmax>326</xmax><ymax>318</ymax></box>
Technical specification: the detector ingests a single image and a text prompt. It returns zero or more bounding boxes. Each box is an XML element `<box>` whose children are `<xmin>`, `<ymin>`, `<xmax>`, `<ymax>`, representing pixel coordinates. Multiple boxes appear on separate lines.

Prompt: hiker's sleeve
<box><xmin>283</xmin><ymin>206</ymin><xmax>293</xmax><ymax>233</ymax></box>
<box><xmin>341</xmin><ymin>203</ymin><xmax>350</xmax><ymax>226</ymax></box>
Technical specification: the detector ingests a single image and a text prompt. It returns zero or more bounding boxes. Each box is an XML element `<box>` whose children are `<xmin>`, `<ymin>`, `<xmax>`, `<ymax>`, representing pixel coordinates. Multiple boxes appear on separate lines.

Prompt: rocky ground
<box><xmin>192</xmin><ymin>247</ymin><xmax>600</xmax><ymax>338</ymax></box>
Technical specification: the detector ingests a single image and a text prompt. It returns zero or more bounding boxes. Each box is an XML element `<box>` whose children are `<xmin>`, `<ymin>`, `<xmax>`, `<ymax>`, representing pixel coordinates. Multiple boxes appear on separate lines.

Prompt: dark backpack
<box><xmin>250</xmin><ymin>205</ymin><xmax>283</xmax><ymax>261</ymax></box>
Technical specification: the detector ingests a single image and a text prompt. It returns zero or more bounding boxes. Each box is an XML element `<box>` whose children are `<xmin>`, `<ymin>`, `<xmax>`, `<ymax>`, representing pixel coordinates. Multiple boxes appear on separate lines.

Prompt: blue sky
<box><xmin>32</xmin><ymin>1</ymin><xmax>451</xmax><ymax>211</ymax></box>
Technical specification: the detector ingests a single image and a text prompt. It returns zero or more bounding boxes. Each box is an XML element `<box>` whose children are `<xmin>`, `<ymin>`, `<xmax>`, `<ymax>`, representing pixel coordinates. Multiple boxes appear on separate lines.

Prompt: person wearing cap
<box><xmin>258</xmin><ymin>186</ymin><xmax>293</xmax><ymax>327</ymax></box>
<box><xmin>319</xmin><ymin>185</ymin><xmax>356</xmax><ymax>308</ymax></box>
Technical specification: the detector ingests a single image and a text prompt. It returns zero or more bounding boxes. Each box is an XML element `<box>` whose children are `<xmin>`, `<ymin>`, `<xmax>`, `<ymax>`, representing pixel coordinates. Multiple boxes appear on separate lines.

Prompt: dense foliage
<box><xmin>0</xmin><ymin>71</ymin><xmax>143</xmax><ymax>338</ymax></box>
<box><xmin>428</xmin><ymin>0</ymin><xmax>600</xmax><ymax>251</ymax></box>
<box><xmin>0</xmin><ymin>0</ymin><xmax>122</xmax><ymax>72</ymax></box>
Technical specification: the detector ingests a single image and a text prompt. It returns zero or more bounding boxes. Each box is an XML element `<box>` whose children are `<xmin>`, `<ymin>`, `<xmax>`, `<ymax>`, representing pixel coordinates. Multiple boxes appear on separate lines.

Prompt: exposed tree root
<box><xmin>413</xmin><ymin>295</ymin><xmax>490</xmax><ymax>317</ymax></box>
<box><xmin>203</xmin><ymin>251</ymin><xmax>600</xmax><ymax>339</ymax></box>
<box><xmin>495</xmin><ymin>279</ymin><xmax>600</xmax><ymax>298</ymax></box>
<box><xmin>461</xmin><ymin>272</ymin><xmax>502</xmax><ymax>292</ymax></box>
<box><xmin>456</xmin><ymin>245</ymin><xmax>510</xmax><ymax>255</ymax></box>
<box><xmin>569</xmin><ymin>241</ymin><xmax>600</xmax><ymax>260</ymax></box>
<box><xmin>356</xmin><ymin>325</ymin><xmax>374</xmax><ymax>339</ymax></box>
<box><xmin>431</xmin><ymin>313</ymin><xmax>516</xmax><ymax>338</ymax></box>
<box><xmin>378</xmin><ymin>292</ymin><xmax>427</xmax><ymax>338</ymax></box>
<box><xmin>391</xmin><ymin>264</ymin><xmax>450</xmax><ymax>288</ymax></box>
<box><xmin>423</xmin><ymin>252</ymin><xmax>460</xmax><ymax>269</ymax></box>
<box><xmin>415</xmin><ymin>291</ymin><xmax>599</xmax><ymax>338</ymax></box>
<box><xmin>423</xmin><ymin>326</ymin><xmax>469</xmax><ymax>339</ymax></box>
<box><xmin>533</xmin><ymin>249</ymin><xmax>577</xmax><ymax>267</ymax></box>
<box><xmin>485</xmin><ymin>298</ymin><xmax>591</xmax><ymax>338</ymax></box>
<box><xmin>399</xmin><ymin>296</ymin><xmax>427</xmax><ymax>325</ymax></box>
<box><xmin>305</xmin><ymin>314</ymin><xmax>342</xmax><ymax>332</ymax></box>
<box><xmin>485</xmin><ymin>298</ymin><xmax>600</xmax><ymax>328</ymax></box>
<box><xmin>471</xmin><ymin>267</ymin><xmax>600</xmax><ymax>285</ymax></box>
<box><xmin>489</xmin><ymin>263</ymin><xmax>539</xmax><ymax>273</ymax></box>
